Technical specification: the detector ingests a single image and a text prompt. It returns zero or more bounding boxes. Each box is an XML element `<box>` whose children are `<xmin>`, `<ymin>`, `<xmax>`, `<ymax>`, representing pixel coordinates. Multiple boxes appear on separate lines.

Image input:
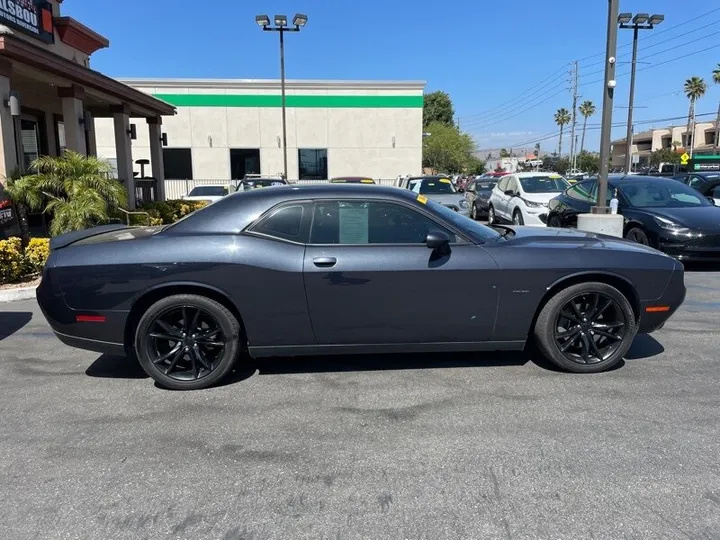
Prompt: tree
<box><xmin>8</xmin><ymin>151</ymin><xmax>127</xmax><ymax>237</ymax></box>
<box><xmin>649</xmin><ymin>148</ymin><xmax>681</xmax><ymax>167</ymax></box>
<box><xmin>423</xmin><ymin>91</ymin><xmax>455</xmax><ymax>128</ymax></box>
<box><xmin>578</xmin><ymin>101</ymin><xmax>596</xmax><ymax>154</ymax></box>
<box><xmin>554</xmin><ymin>108</ymin><xmax>571</xmax><ymax>156</ymax></box>
<box><xmin>577</xmin><ymin>151</ymin><xmax>600</xmax><ymax>175</ymax></box>
<box><xmin>499</xmin><ymin>148</ymin><xmax>511</xmax><ymax>158</ymax></box>
<box><xmin>422</xmin><ymin>122</ymin><xmax>477</xmax><ymax>174</ymax></box>
<box><xmin>713</xmin><ymin>64</ymin><xmax>720</xmax><ymax>148</ymax></box>
<box><xmin>684</xmin><ymin>76</ymin><xmax>707</xmax><ymax>150</ymax></box>
<box><xmin>553</xmin><ymin>158</ymin><xmax>571</xmax><ymax>175</ymax></box>
<box><xmin>3</xmin><ymin>168</ymin><xmax>38</xmax><ymax>246</ymax></box>
<box><xmin>465</xmin><ymin>156</ymin><xmax>487</xmax><ymax>175</ymax></box>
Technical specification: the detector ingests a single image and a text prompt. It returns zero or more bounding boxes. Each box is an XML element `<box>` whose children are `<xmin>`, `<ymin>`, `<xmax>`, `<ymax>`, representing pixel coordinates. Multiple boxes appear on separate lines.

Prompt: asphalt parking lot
<box><xmin>1</xmin><ymin>270</ymin><xmax>719</xmax><ymax>540</ymax></box>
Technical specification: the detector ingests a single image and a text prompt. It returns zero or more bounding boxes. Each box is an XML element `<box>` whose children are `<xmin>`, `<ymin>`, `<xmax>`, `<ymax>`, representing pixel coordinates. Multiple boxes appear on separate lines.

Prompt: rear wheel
<box><xmin>534</xmin><ymin>282</ymin><xmax>636</xmax><ymax>373</ymax></box>
<box><xmin>470</xmin><ymin>202</ymin><xmax>478</xmax><ymax>220</ymax></box>
<box><xmin>487</xmin><ymin>205</ymin><xmax>496</xmax><ymax>224</ymax></box>
<box><xmin>135</xmin><ymin>294</ymin><xmax>242</xmax><ymax>390</ymax></box>
<box><xmin>625</xmin><ymin>226</ymin><xmax>649</xmax><ymax>246</ymax></box>
<box><xmin>513</xmin><ymin>209</ymin><xmax>525</xmax><ymax>225</ymax></box>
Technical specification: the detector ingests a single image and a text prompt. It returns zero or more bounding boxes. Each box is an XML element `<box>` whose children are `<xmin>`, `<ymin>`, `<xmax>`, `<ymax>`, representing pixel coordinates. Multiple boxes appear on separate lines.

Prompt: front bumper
<box><xmin>637</xmin><ymin>264</ymin><xmax>686</xmax><ymax>334</ymax></box>
<box><xmin>522</xmin><ymin>207</ymin><xmax>549</xmax><ymax>226</ymax></box>
<box><xmin>658</xmin><ymin>231</ymin><xmax>720</xmax><ymax>261</ymax></box>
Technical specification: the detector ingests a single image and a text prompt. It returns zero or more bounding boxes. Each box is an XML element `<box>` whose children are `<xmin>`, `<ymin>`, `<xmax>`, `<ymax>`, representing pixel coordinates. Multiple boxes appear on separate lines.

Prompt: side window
<box><xmin>497</xmin><ymin>177</ymin><xmax>508</xmax><ymax>192</ymax></box>
<box><xmin>506</xmin><ymin>178</ymin><xmax>517</xmax><ymax>193</ymax></box>
<box><xmin>466</xmin><ymin>181</ymin><xmax>476</xmax><ymax>193</ymax></box>
<box><xmin>688</xmin><ymin>175</ymin><xmax>705</xmax><ymax>189</ymax></box>
<box><xmin>712</xmin><ymin>185</ymin><xmax>720</xmax><ymax>200</ymax></box>
<box><xmin>408</xmin><ymin>180</ymin><xmax>422</xmax><ymax>193</ymax></box>
<box><xmin>309</xmin><ymin>201</ymin><xmax>456</xmax><ymax>245</ymax></box>
<box><xmin>567</xmin><ymin>181</ymin><xmax>597</xmax><ymax>202</ymax></box>
<box><xmin>249</xmin><ymin>203</ymin><xmax>309</xmax><ymax>243</ymax></box>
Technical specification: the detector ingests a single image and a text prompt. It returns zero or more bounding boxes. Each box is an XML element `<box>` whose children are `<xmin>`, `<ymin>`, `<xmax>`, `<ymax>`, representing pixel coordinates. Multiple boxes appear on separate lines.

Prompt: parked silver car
<box><xmin>402</xmin><ymin>176</ymin><xmax>470</xmax><ymax>217</ymax></box>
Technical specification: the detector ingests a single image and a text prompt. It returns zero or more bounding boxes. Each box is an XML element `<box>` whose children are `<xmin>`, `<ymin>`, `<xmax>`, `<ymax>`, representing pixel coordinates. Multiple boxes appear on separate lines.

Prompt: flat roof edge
<box><xmin>116</xmin><ymin>78</ymin><xmax>427</xmax><ymax>90</ymax></box>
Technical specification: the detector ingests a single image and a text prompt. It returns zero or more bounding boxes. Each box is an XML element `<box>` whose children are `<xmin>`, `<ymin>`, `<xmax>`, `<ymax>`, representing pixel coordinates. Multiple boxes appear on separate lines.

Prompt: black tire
<box><xmin>487</xmin><ymin>204</ymin><xmax>496</xmax><ymax>224</ymax></box>
<box><xmin>625</xmin><ymin>226</ymin><xmax>649</xmax><ymax>246</ymax></box>
<box><xmin>533</xmin><ymin>282</ymin><xmax>636</xmax><ymax>373</ymax></box>
<box><xmin>513</xmin><ymin>209</ymin><xmax>525</xmax><ymax>225</ymax></box>
<box><xmin>135</xmin><ymin>294</ymin><xmax>242</xmax><ymax>390</ymax></box>
<box><xmin>470</xmin><ymin>202</ymin><xmax>478</xmax><ymax>220</ymax></box>
<box><xmin>547</xmin><ymin>215</ymin><xmax>562</xmax><ymax>228</ymax></box>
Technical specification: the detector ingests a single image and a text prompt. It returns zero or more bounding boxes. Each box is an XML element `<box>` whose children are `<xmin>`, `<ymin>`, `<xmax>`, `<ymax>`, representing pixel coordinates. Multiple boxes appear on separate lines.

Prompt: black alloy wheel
<box><xmin>626</xmin><ymin>227</ymin><xmax>649</xmax><ymax>246</ymax></box>
<box><xmin>135</xmin><ymin>294</ymin><xmax>242</xmax><ymax>390</ymax></box>
<box><xmin>534</xmin><ymin>282</ymin><xmax>636</xmax><ymax>373</ymax></box>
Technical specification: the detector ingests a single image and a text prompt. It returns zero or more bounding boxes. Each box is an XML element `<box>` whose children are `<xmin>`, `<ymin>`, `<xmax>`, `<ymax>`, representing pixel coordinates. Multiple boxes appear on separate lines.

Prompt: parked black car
<box><xmin>38</xmin><ymin>184</ymin><xmax>685</xmax><ymax>390</ymax></box>
<box><xmin>673</xmin><ymin>171</ymin><xmax>720</xmax><ymax>205</ymax></box>
<box><xmin>547</xmin><ymin>175</ymin><xmax>720</xmax><ymax>261</ymax></box>
<box><xmin>464</xmin><ymin>178</ymin><xmax>497</xmax><ymax>220</ymax></box>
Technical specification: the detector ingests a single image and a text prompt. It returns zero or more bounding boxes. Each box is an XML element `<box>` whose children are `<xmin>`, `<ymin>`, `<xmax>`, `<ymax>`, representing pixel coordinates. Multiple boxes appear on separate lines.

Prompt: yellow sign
<box><xmin>680</xmin><ymin>152</ymin><xmax>690</xmax><ymax>165</ymax></box>
<box><xmin>417</xmin><ymin>195</ymin><xmax>428</xmax><ymax>204</ymax></box>
<box><xmin>439</xmin><ymin>178</ymin><xmax>452</xmax><ymax>184</ymax></box>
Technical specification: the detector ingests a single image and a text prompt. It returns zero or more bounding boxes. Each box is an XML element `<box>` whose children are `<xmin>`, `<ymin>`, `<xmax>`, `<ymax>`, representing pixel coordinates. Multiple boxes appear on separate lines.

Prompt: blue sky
<box><xmin>66</xmin><ymin>0</ymin><xmax>720</xmax><ymax>154</ymax></box>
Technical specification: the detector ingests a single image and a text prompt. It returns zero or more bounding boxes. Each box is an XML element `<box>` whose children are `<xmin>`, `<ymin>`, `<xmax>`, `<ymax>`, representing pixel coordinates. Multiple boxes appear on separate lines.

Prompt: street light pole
<box><xmin>595</xmin><ymin>0</ymin><xmax>619</xmax><ymax>214</ymax></box>
<box><xmin>619</xmin><ymin>13</ymin><xmax>664</xmax><ymax>175</ymax></box>
<box><xmin>256</xmin><ymin>13</ymin><xmax>308</xmax><ymax>181</ymax></box>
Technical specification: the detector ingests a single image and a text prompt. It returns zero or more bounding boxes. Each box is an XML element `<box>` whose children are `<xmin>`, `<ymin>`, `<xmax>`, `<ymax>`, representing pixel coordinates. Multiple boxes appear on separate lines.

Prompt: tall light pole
<box><xmin>256</xmin><ymin>13</ymin><xmax>308</xmax><ymax>181</ymax></box>
<box><xmin>618</xmin><ymin>12</ymin><xmax>664</xmax><ymax>174</ymax></box>
<box><xmin>594</xmin><ymin>0</ymin><xmax>620</xmax><ymax>214</ymax></box>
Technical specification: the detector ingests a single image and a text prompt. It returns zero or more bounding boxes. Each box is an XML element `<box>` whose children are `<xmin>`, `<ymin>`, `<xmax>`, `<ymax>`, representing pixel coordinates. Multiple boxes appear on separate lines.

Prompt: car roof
<box><xmin>513</xmin><ymin>172</ymin><xmax>563</xmax><ymax>178</ymax></box>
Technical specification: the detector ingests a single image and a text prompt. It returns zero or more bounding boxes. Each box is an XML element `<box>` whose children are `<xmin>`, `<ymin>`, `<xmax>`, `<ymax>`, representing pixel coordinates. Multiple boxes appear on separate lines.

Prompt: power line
<box><xmin>459</xmin><ymin>82</ymin><xmax>567</xmax><ymax>125</ymax></box>
<box><xmin>461</xmin><ymin>88</ymin><xmax>568</xmax><ymax>130</ymax></box>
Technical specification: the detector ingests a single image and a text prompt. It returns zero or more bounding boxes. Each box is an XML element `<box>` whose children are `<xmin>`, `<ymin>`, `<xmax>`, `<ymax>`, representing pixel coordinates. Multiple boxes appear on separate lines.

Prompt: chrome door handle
<box><xmin>313</xmin><ymin>257</ymin><xmax>337</xmax><ymax>268</ymax></box>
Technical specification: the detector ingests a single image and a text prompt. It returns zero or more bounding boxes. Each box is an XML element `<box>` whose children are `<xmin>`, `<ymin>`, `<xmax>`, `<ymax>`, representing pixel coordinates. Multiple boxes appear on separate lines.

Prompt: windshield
<box><xmin>426</xmin><ymin>199</ymin><xmax>502</xmax><ymax>242</ymax></box>
<box><xmin>618</xmin><ymin>180</ymin><xmax>712</xmax><ymax>208</ymax></box>
<box><xmin>188</xmin><ymin>186</ymin><xmax>227</xmax><ymax>197</ymax></box>
<box><xmin>418</xmin><ymin>178</ymin><xmax>457</xmax><ymax>194</ymax></box>
<box><xmin>519</xmin><ymin>176</ymin><xmax>569</xmax><ymax>193</ymax></box>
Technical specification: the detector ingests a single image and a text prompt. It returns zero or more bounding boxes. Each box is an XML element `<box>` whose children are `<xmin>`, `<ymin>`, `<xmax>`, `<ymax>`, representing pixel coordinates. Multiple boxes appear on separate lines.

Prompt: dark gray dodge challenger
<box><xmin>37</xmin><ymin>184</ymin><xmax>686</xmax><ymax>390</ymax></box>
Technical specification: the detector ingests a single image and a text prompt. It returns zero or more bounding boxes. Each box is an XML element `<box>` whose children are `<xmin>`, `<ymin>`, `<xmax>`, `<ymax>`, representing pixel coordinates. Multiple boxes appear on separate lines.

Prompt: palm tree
<box><xmin>554</xmin><ymin>108</ymin><xmax>571</xmax><ymax>156</ymax></box>
<box><xmin>684</xmin><ymin>76</ymin><xmax>707</xmax><ymax>152</ymax></box>
<box><xmin>3</xmin><ymin>167</ymin><xmax>41</xmax><ymax>246</ymax></box>
<box><xmin>578</xmin><ymin>101</ymin><xmax>596</xmax><ymax>155</ymax></box>
<box><xmin>713</xmin><ymin>64</ymin><xmax>720</xmax><ymax>149</ymax></box>
<box><xmin>7</xmin><ymin>151</ymin><xmax>127</xmax><ymax>237</ymax></box>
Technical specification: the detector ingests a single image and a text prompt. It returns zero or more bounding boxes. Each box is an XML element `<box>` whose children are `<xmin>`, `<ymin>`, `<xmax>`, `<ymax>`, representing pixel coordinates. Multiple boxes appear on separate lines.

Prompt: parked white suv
<box><xmin>487</xmin><ymin>173</ymin><xmax>569</xmax><ymax>226</ymax></box>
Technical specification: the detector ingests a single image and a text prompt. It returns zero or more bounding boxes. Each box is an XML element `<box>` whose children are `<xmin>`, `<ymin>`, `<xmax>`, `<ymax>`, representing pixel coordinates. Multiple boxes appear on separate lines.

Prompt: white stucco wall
<box><xmin>94</xmin><ymin>79</ymin><xmax>425</xmax><ymax>181</ymax></box>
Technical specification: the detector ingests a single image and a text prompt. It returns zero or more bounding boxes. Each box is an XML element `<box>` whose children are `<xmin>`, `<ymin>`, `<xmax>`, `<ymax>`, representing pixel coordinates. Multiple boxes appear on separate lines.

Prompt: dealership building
<box><xmin>93</xmin><ymin>78</ymin><xmax>426</xmax><ymax>197</ymax></box>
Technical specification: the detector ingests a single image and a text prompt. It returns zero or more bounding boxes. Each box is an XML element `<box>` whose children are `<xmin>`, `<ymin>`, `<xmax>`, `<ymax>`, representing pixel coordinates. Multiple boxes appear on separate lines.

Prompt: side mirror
<box><xmin>426</xmin><ymin>230</ymin><xmax>451</xmax><ymax>254</ymax></box>
<box><xmin>457</xmin><ymin>188</ymin><xmax>465</xmax><ymax>193</ymax></box>
<box><xmin>504</xmin><ymin>189</ymin><xmax>515</xmax><ymax>196</ymax></box>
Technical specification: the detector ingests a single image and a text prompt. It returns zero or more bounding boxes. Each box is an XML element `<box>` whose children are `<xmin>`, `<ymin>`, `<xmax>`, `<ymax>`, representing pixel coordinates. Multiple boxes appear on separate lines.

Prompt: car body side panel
<box><xmin>482</xmin><ymin>234</ymin><xmax>678</xmax><ymax>341</ymax></box>
<box><xmin>52</xmin><ymin>234</ymin><xmax>315</xmax><ymax>347</ymax></box>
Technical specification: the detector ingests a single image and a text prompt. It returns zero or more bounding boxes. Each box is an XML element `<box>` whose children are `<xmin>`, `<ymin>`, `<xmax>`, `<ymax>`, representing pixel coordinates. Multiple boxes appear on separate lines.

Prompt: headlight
<box><xmin>521</xmin><ymin>198</ymin><xmax>545</xmax><ymax>208</ymax></box>
<box><xmin>459</xmin><ymin>199</ymin><xmax>469</xmax><ymax>209</ymax></box>
<box><xmin>653</xmin><ymin>216</ymin><xmax>690</xmax><ymax>234</ymax></box>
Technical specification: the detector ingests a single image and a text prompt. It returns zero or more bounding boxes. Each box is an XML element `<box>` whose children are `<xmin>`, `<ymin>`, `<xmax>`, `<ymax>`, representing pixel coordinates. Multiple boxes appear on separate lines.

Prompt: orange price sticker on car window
<box><xmin>417</xmin><ymin>195</ymin><xmax>428</xmax><ymax>204</ymax></box>
<box><xmin>439</xmin><ymin>178</ymin><xmax>451</xmax><ymax>184</ymax></box>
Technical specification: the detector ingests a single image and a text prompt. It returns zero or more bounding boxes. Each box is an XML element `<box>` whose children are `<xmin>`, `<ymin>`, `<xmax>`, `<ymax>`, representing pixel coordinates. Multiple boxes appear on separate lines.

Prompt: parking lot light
<box><xmin>292</xmin><ymin>13</ymin><xmax>308</xmax><ymax>27</ymax></box>
<box><xmin>648</xmin><ymin>14</ymin><xmax>665</xmax><ymax>25</ymax></box>
<box><xmin>632</xmin><ymin>13</ymin><xmax>649</xmax><ymax>24</ymax></box>
<box><xmin>255</xmin><ymin>15</ymin><xmax>270</xmax><ymax>27</ymax></box>
<box><xmin>617</xmin><ymin>13</ymin><xmax>632</xmax><ymax>24</ymax></box>
<box><xmin>274</xmin><ymin>15</ymin><xmax>288</xmax><ymax>27</ymax></box>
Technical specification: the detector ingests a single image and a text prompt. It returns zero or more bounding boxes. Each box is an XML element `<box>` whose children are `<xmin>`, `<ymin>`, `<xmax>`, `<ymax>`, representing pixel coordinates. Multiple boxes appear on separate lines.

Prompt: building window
<box><xmin>163</xmin><ymin>148</ymin><xmax>193</xmax><ymax>180</ymax></box>
<box><xmin>298</xmin><ymin>149</ymin><xmax>328</xmax><ymax>180</ymax></box>
<box><xmin>56</xmin><ymin>120</ymin><xmax>66</xmax><ymax>154</ymax></box>
<box><xmin>230</xmin><ymin>149</ymin><xmax>260</xmax><ymax>180</ymax></box>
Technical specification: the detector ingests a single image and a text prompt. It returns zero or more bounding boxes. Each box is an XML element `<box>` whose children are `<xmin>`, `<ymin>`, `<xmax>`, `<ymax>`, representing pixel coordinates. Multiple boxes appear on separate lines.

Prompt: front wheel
<box><xmin>625</xmin><ymin>226</ymin><xmax>649</xmax><ymax>246</ymax></box>
<box><xmin>533</xmin><ymin>282</ymin><xmax>636</xmax><ymax>373</ymax></box>
<box><xmin>513</xmin><ymin>209</ymin><xmax>525</xmax><ymax>225</ymax></box>
<box><xmin>487</xmin><ymin>205</ymin><xmax>496</xmax><ymax>224</ymax></box>
<box><xmin>547</xmin><ymin>215</ymin><xmax>562</xmax><ymax>228</ymax></box>
<box><xmin>470</xmin><ymin>203</ymin><xmax>478</xmax><ymax>220</ymax></box>
<box><xmin>135</xmin><ymin>294</ymin><xmax>242</xmax><ymax>390</ymax></box>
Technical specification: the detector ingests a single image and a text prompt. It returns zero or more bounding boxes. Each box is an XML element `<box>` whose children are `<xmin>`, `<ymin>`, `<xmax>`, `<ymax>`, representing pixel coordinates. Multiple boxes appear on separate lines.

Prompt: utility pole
<box><xmin>456</xmin><ymin>117</ymin><xmax>460</xmax><ymax>130</ymax></box>
<box><xmin>569</xmin><ymin>61</ymin><xmax>580</xmax><ymax>172</ymax></box>
<box><xmin>715</xmin><ymin>101</ymin><xmax>720</xmax><ymax>150</ymax></box>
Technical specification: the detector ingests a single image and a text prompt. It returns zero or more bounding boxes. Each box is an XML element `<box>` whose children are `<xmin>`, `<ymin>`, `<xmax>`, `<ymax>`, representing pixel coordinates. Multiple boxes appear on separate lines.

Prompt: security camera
<box><xmin>608</xmin><ymin>80</ymin><xmax>617</xmax><ymax>89</ymax></box>
<box><xmin>609</xmin><ymin>57</ymin><xmax>616</xmax><ymax>64</ymax></box>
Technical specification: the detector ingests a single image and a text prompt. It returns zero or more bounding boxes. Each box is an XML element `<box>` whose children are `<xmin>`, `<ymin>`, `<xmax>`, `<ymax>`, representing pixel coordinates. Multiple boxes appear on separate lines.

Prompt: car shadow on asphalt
<box><xmin>0</xmin><ymin>311</ymin><xmax>32</xmax><ymax>341</ymax></box>
<box><xmin>84</xmin><ymin>334</ymin><xmax>667</xmax><ymax>388</ymax></box>
<box><xmin>683</xmin><ymin>262</ymin><xmax>720</xmax><ymax>272</ymax></box>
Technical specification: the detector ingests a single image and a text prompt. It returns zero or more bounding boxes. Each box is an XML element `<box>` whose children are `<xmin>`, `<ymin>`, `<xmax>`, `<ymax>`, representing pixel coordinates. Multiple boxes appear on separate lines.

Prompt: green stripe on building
<box><xmin>152</xmin><ymin>94</ymin><xmax>423</xmax><ymax>108</ymax></box>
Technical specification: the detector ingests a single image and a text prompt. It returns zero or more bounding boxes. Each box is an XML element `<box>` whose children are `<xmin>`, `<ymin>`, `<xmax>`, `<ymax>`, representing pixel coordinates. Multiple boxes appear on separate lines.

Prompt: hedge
<box><xmin>0</xmin><ymin>237</ymin><xmax>50</xmax><ymax>284</ymax></box>
<box><xmin>131</xmin><ymin>200</ymin><xmax>208</xmax><ymax>226</ymax></box>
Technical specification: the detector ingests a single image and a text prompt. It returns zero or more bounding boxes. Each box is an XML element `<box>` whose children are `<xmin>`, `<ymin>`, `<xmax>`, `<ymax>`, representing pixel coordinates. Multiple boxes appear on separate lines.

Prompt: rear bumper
<box><xmin>36</xmin><ymin>271</ymin><xmax>129</xmax><ymax>355</ymax></box>
<box><xmin>637</xmin><ymin>266</ymin><xmax>686</xmax><ymax>334</ymax></box>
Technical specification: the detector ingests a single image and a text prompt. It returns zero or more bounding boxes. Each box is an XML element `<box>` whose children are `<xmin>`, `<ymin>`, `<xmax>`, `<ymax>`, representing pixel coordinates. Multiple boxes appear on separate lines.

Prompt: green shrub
<box><xmin>24</xmin><ymin>237</ymin><xmax>50</xmax><ymax>275</ymax></box>
<box><xmin>137</xmin><ymin>200</ymin><xmax>207</xmax><ymax>225</ymax></box>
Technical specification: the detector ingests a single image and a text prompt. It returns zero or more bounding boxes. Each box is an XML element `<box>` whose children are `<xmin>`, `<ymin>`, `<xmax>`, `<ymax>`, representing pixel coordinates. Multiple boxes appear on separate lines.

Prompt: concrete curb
<box><xmin>0</xmin><ymin>286</ymin><xmax>37</xmax><ymax>304</ymax></box>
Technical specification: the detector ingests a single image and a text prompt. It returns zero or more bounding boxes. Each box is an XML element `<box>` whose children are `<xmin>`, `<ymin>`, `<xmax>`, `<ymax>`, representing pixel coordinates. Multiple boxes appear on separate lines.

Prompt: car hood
<box><xmin>638</xmin><ymin>206</ymin><xmax>720</xmax><ymax>231</ymax></box>
<box><xmin>425</xmin><ymin>193</ymin><xmax>465</xmax><ymax>206</ymax></box>
<box><xmin>501</xmin><ymin>225</ymin><xmax>669</xmax><ymax>257</ymax></box>
<box><xmin>520</xmin><ymin>192</ymin><xmax>564</xmax><ymax>205</ymax></box>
